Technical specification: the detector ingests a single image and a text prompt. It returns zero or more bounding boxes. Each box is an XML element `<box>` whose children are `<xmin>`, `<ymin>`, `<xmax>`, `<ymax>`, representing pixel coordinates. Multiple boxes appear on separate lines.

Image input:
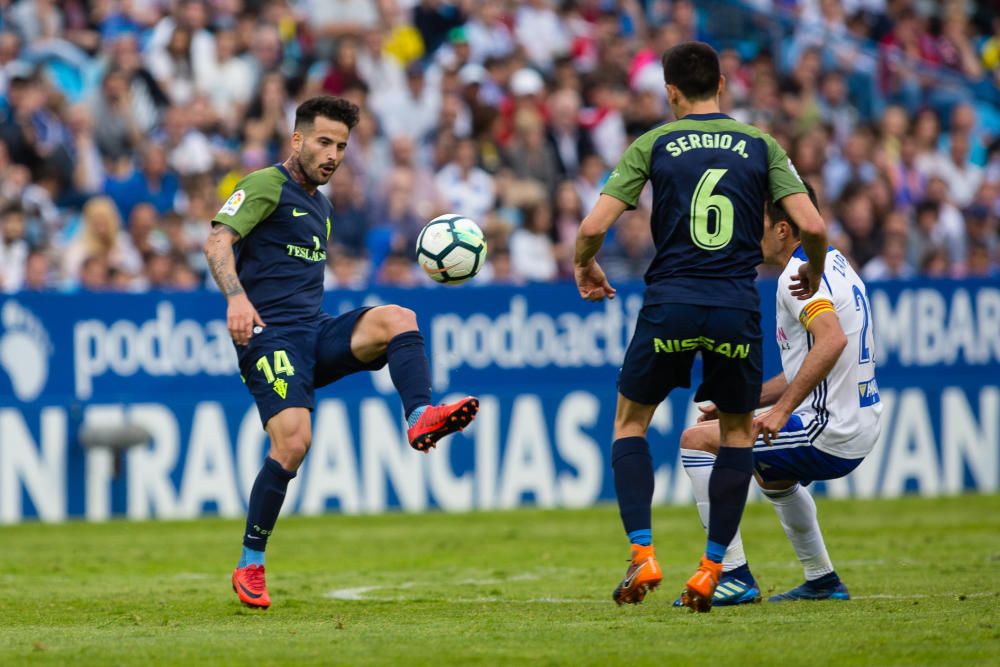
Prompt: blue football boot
<box><xmin>673</xmin><ymin>564</ymin><xmax>761</xmax><ymax>607</ymax></box>
<box><xmin>768</xmin><ymin>572</ymin><xmax>850</xmax><ymax>602</ymax></box>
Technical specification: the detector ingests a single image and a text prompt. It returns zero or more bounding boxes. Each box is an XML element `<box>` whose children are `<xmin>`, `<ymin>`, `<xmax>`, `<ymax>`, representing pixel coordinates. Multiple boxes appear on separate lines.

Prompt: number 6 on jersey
<box><xmin>690</xmin><ymin>168</ymin><xmax>734</xmax><ymax>250</ymax></box>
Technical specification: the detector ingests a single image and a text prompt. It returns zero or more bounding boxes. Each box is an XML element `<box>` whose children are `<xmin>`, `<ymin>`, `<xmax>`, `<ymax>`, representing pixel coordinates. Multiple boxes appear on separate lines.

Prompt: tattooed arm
<box><xmin>204</xmin><ymin>223</ymin><xmax>265</xmax><ymax>345</ymax></box>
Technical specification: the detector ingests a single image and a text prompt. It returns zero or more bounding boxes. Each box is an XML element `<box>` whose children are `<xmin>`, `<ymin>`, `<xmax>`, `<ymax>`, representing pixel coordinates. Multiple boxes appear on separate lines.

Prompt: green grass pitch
<box><xmin>1</xmin><ymin>495</ymin><xmax>998</xmax><ymax>666</ymax></box>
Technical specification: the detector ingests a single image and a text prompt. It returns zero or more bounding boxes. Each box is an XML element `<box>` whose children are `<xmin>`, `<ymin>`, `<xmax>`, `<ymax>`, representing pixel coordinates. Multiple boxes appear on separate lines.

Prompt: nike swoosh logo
<box><xmin>237</xmin><ymin>580</ymin><xmax>263</xmax><ymax>599</ymax></box>
<box><xmin>245</xmin><ymin>535</ymin><xmax>263</xmax><ymax>541</ymax></box>
<box><xmin>292</xmin><ymin>208</ymin><xmax>309</xmax><ymax>217</ymax></box>
<box><xmin>423</xmin><ymin>263</ymin><xmax>460</xmax><ymax>275</ymax></box>
<box><xmin>622</xmin><ymin>560</ymin><xmax>647</xmax><ymax>588</ymax></box>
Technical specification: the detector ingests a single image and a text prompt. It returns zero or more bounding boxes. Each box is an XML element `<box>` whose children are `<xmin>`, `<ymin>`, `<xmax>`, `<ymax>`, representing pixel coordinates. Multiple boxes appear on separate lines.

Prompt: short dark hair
<box><xmin>662</xmin><ymin>42</ymin><xmax>721</xmax><ymax>101</ymax></box>
<box><xmin>767</xmin><ymin>180</ymin><xmax>818</xmax><ymax>238</ymax></box>
<box><xmin>914</xmin><ymin>200</ymin><xmax>939</xmax><ymax>219</ymax></box>
<box><xmin>294</xmin><ymin>96</ymin><xmax>360</xmax><ymax>132</ymax></box>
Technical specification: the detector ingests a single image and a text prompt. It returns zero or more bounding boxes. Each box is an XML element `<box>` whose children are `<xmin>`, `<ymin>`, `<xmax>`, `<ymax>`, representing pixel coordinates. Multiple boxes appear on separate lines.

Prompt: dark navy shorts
<box><xmin>753</xmin><ymin>414</ymin><xmax>865</xmax><ymax>485</ymax></box>
<box><xmin>235</xmin><ymin>307</ymin><xmax>387</xmax><ymax>427</ymax></box>
<box><xmin>618</xmin><ymin>303</ymin><xmax>762</xmax><ymax>413</ymax></box>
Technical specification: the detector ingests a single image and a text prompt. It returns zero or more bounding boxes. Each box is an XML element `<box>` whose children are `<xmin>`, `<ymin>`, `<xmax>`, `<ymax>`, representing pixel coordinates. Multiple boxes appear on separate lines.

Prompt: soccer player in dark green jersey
<box><xmin>204</xmin><ymin>96</ymin><xmax>478</xmax><ymax>609</ymax></box>
<box><xmin>573</xmin><ymin>43</ymin><xmax>828</xmax><ymax>611</ymax></box>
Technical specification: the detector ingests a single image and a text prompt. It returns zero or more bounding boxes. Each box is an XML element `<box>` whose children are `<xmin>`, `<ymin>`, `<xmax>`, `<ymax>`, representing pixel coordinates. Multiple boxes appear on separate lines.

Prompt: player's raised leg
<box><xmin>681</xmin><ymin>411</ymin><xmax>754</xmax><ymax>612</ymax></box>
<box><xmin>609</xmin><ymin>393</ymin><xmax>663</xmax><ymax>605</ymax></box>
<box><xmin>349</xmin><ymin>305</ymin><xmax>477</xmax><ymax>451</ymax></box>
<box><xmin>675</xmin><ymin>421</ymin><xmax>760</xmax><ymax>607</ymax></box>
<box><xmin>233</xmin><ymin>407</ymin><xmax>311</xmax><ymax>609</ymax></box>
<box><xmin>759</xmin><ymin>479</ymin><xmax>849</xmax><ymax>602</ymax></box>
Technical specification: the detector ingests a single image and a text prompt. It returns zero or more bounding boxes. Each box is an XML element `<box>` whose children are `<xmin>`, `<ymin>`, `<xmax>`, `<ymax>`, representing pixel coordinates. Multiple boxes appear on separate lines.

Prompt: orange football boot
<box><xmin>232</xmin><ymin>564</ymin><xmax>270</xmax><ymax>609</ymax></box>
<box><xmin>406</xmin><ymin>396</ymin><xmax>479</xmax><ymax>452</ymax></box>
<box><xmin>680</xmin><ymin>556</ymin><xmax>723</xmax><ymax>612</ymax></box>
<box><xmin>612</xmin><ymin>544</ymin><xmax>663</xmax><ymax>605</ymax></box>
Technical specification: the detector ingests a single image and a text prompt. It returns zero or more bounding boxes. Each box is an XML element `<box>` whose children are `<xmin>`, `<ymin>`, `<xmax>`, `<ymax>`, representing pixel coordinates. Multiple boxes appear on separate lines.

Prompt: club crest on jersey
<box><xmin>273</xmin><ymin>378</ymin><xmax>288</xmax><ymax>399</ymax></box>
<box><xmin>219</xmin><ymin>189</ymin><xmax>246</xmax><ymax>216</ymax></box>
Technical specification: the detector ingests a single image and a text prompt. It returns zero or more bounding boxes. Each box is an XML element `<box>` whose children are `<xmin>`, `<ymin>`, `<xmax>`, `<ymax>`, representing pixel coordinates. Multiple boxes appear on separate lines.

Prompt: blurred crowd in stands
<box><xmin>0</xmin><ymin>0</ymin><xmax>996</xmax><ymax>293</ymax></box>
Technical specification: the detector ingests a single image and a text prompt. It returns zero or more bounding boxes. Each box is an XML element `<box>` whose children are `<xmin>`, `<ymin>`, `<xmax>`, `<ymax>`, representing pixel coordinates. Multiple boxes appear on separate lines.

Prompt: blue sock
<box><xmin>706</xmin><ymin>540</ymin><xmax>728</xmax><ymax>563</ymax></box>
<box><xmin>726</xmin><ymin>562</ymin><xmax>755</xmax><ymax>583</ymax></box>
<box><xmin>242</xmin><ymin>457</ymin><xmax>296</xmax><ymax>553</ymax></box>
<box><xmin>386</xmin><ymin>331</ymin><xmax>433</xmax><ymax>422</ymax></box>
<box><xmin>239</xmin><ymin>546</ymin><xmax>266</xmax><ymax>568</ymax></box>
<box><xmin>627</xmin><ymin>529</ymin><xmax>652</xmax><ymax>546</ymax></box>
<box><xmin>407</xmin><ymin>405</ymin><xmax>428</xmax><ymax>428</ymax></box>
<box><xmin>705</xmin><ymin>445</ymin><xmax>753</xmax><ymax>563</ymax></box>
<box><xmin>612</xmin><ymin>437</ymin><xmax>654</xmax><ymax>541</ymax></box>
<box><xmin>807</xmin><ymin>571</ymin><xmax>841</xmax><ymax>587</ymax></box>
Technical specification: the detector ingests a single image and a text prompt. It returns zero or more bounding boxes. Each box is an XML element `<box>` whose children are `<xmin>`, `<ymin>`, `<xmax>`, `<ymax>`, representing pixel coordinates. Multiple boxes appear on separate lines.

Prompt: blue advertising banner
<box><xmin>0</xmin><ymin>279</ymin><xmax>997</xmax><ymax>523</ymax></box>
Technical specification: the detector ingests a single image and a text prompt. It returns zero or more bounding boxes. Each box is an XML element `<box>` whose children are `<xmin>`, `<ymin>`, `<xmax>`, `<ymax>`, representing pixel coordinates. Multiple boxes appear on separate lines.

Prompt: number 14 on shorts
<box><xmin>257</xmin><ymin>350</ymin><xmax>295</xmax><ymax>399</ymax></box>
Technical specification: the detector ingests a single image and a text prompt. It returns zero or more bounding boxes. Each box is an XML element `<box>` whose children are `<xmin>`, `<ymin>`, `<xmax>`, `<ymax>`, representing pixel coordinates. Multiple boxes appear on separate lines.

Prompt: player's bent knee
<box><xmin>383</xmin><ymin>305</ymin><xmax>418</xmax><ymax>336</ymax></box>
<box><xmin>270</xmin><ymin>433</ymin><xmax>311</xmax><ymax>470</ymax></box>
<box><xmin>265</xmin><ymin>410</ymin><xmax>313</xmax><ymax>470</ymax></box>
<box><xmin>757</xmin><ymin>478</ymin><xmax>796</xmax><ymax>493</ymax></box>
<box><xmin>679</xmin><ymin>427</ymin><xmax>711</xmax><ymax>453</ymax></box>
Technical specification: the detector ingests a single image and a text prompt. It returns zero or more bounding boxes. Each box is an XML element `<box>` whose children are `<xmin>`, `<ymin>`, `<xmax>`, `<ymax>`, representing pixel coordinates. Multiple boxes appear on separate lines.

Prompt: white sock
<box><xmin>680</xmin><ymin>448</ymin><xmax>747</xmax><ymax>573</ymax></box>
<box><xmin>764</xmin><ymin>484</ymin><xmax>834</xmax><ymax>580</ymax></box>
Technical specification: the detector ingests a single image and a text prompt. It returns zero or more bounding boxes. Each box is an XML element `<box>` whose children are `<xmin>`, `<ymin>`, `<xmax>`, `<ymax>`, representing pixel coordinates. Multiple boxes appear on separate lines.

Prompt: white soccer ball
<box><xmin>415</xmin><ymin>214</ymin><xmax>487</xmax><ymax>284</ymax></box>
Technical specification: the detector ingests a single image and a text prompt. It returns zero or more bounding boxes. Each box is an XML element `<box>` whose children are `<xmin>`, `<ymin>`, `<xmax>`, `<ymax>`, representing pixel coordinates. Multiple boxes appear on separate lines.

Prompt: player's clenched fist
<box><xmin>227</xmin><ymin>293</ymin><xmax>265</xmax><ymax>346</ymax></box>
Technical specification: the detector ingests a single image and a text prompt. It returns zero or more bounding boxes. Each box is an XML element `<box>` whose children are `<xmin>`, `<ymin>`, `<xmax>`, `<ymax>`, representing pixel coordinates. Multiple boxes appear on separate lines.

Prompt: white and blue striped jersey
<box><xmin>773</xmin><ymin>246</ymin><xmax>883</xmax><ymax>459</ymax></box>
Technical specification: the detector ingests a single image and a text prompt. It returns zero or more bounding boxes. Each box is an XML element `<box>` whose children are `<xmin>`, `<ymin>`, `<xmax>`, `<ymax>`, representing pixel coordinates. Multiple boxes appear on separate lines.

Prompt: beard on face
<box><xmin>299</xmin><ymin>146</ymin><xmax>338</xmax><ymax>187</ymax></box>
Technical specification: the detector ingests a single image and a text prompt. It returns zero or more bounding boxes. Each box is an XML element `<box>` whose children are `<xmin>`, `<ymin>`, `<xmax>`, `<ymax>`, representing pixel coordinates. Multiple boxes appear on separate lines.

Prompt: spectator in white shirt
<box><xmin>0</xmin><ymin>205</ymin><xmax>28</xmax><ymax>293</ymax></box>
<box><xmin>862</xmin><ymin>234</ymin><xmax>916</xmax><ymax>281</ymax></box>
<box><xmin>434</xmin><ymin>137</ymin><xmax>495</xmax><ymax>223</ymax></box>
<box><xmin>298</xmin><ymin>0</ymin><xmax>380</xmax><ymax>40</ymax></box>
<box><xmin>145</xmin><ymin>24</ymin><xmax>197</xmax><ymax>106</ymax></box>
<box><xmin>510</xmin><ymin>201</ymin><xmax>558</xmax><ymax>282</ymax></box>
<box><xmin>194</xmin><ymin>28</ymin><xmax>255</xmax><ymax>129</ymax></box>
<box><xmin>515</xmin><ymin>0</ymin><xmax>570</xmax><ymax>71</ymax></box>
<box><xmin>917</xmin><ymin>132</ymin><xmax>984</xmax><ymax>208</ymax></box>
<box><xmin>465</xmin><ymin>5</ymin><xmax>516</xmax><ymax>64</ymax></box>
<box><xmin>373</xmin><ymin>64</ymin><xmax>441</xmax><ymax>142</ymax></box>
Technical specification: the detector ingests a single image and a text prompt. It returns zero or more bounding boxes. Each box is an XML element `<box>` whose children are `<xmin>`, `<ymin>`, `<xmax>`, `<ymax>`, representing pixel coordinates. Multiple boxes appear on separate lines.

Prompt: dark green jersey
<box><xmin>213</xmin><ymin>164</ymin><xmax>334</xmax><ymax>325</ymax></box>
<box><xmin>602</xmin><ymin>113</ymin><xmax>806</xmax><ymax>311</ymax></box>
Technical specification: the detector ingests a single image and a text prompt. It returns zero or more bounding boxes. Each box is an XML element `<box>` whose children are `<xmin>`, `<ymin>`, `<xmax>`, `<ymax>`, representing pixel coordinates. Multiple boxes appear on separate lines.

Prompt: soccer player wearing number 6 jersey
<box><xmin>573</xmin><ymin>42</ymin><xmax>829</xmax><ymax>611</ymax></box>
<box><xmin>676</xmin><ymin>182</ymin><xmax>882</xmax><ymax>605</ymax></box>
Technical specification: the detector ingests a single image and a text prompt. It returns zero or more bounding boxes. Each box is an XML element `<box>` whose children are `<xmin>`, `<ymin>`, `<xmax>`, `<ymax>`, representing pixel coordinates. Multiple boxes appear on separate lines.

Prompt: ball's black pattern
<box><xmin>416</xmin><ymin>216</ymin><xmax>485</xmax><ymax>284</ymax></box>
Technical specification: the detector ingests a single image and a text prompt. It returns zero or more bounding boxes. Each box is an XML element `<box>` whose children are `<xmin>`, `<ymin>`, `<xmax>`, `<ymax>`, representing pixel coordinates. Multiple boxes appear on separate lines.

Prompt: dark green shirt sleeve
<box><xmin>601</xmin><ymin>131</ymin><xmax>656</xmax><ymax>209</ymax></box>
<box><xmin>212</xmin><ymin>167</ymin><xmax>284</xmax><ymax>237</ymax></box>
<box><xmin>764</xmin><ymin>134</ymin><xmax>807</xmax><ymax>202</ymax></box>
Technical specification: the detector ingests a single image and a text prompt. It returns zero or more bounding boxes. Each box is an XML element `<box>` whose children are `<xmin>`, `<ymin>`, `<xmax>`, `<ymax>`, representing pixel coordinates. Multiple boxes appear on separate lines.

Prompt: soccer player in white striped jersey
<box><xmin>676</xmin><ymin>182</ymin><xmax>883</xmax><ymax>604</ymax></box>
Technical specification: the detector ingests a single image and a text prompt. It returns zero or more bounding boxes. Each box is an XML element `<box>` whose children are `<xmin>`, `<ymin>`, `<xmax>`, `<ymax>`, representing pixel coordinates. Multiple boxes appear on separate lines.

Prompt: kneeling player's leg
<box><xmin>678</xmin><ymin>423</ymin><xmax>747</xmax><ymax>574</ymax></box>
<box><xmin>758</xmin><ymin>477</ymin><xmax>835</xmax><ymax>584</ymax></box>
<box><xmin>241</xmin><ymin>407</ymin><xmax>311</xmax><ymax>563</ymax></box>
<box><xmin>351</xmin><ymin>305</ymin><xmax>432</xmax><ymax>421</ymax></box>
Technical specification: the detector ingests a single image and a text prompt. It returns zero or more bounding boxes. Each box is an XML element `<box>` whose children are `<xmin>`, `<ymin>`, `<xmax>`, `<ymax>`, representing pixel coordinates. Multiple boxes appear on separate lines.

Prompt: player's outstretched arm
<box><xmin>574</xmin><ymin>194</ymin><xmax>627</xmax><ymax>302</ymax></box>
<box><xmin>780</xmin><ymin>192</ymin><xmax>829</xmax><ymax>300</ymax></box>
<box><xmin>753</xmin><ymin>311</ymin><xmax>846</xmax><ymax>444</ymax></box>
<box><xmin>204</xmin><ymin>223</ymin><xmax>265</xmax><ymax>346</ymax></box>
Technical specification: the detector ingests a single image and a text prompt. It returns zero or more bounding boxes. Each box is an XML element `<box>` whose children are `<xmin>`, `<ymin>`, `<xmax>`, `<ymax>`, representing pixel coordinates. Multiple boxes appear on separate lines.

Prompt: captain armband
<box><xmin>799</xmin><ymin>299</ymin><xmax>835</xmax><ymax>328</ymax></box>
